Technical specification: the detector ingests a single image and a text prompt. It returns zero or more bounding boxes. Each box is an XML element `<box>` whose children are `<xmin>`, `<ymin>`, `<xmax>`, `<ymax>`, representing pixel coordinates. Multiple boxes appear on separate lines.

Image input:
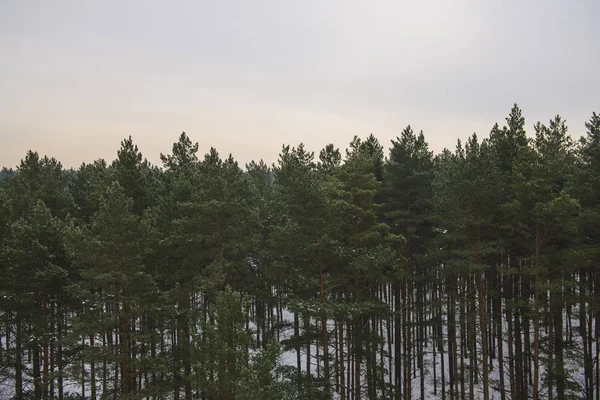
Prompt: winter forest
<box><xmin>1</xmin><ymin>105</ymin><xmax>600</xmax><ymax>400</ymax></box>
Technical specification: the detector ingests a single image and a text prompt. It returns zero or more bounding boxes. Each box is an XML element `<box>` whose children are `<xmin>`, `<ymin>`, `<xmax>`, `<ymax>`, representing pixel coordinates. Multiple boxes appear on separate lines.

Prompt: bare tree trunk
<box><xmin>320</xmin><ymin>259</ymin><xmax>330</xmax><ymax>393</ymax></box>
<box><xmin>394</xmin><ymin>281</ymin><xmax>402</xmax><ymax>399</ymax></box>
<box><xmin>294</xmin><ymin>312</ymin><xmax>301</xmax><ymax>376</ymax></box>
<box><xmin>513</xmin><ymin>270</ymin><xmax>526</xmax><ymax>400</ymax></box>
<box><xmin>476</xmin><ymin>218</ymin><xmax>490</xmax><ymax>400</ymax></box>
<box><xmin>34</xmin><ymin>335</ymin><xmax>42</xmax><ymax>400</ymax></box>
<box><xmin>448</xmin><ymin>274</ymin><xmax>459</xmax><ymax>400</ymax></box>
<box><xmin>403</xmin><ymin>279</ymin><xmax>412</xmax><ymax>400</ymax></box>
<box><xmin>553</xmin><ymin>293</ymin><xmax>565</xmax><ymax>399</ymax></box>
<box><xmin>15</xmin><ymin>314</ymin><xmax>23</xmax><ymax>400</ymax></box>
<box><xmin>548</xmin><ymin>311</ymin><xmax>554</xmax><ymax>400</ymax></box>
<box><xmin>90</xmin><ymin>334</ymin><xmax>96</xmax><ymax>400</ymax></box>
<box><xmin>581</xmin><ymin>271</ymin><xmax>592</xmax><ymax>400</ymax></box>
<box><xmin>304</xmin><ymin>314</ymin><xmax>311</xmax><ymax>376</ymax></box>
<box><xmin>80</xmin><ymin>336</ymin><xmax>86</xmax><ymax>400</ymax></box>
<box><xmin>533</xmin><ymin>224</ymin><xmax>543</xmax><ymax>400</ymax></box>
<box><xmin>418</xmin><ymin>282</ymin><xmax>425</xmax><ymax>400</ymax></box>
<box><xmin>121</xmin><ymin>300</ymin><xmax>131</xmax><ymax>396</ymax></box>
<box><xmin>339</xmin><ymin>316</ymin><xmax>345</xmax><ymax>400</ymax></box>
<box><xmin>355</xmin><ymin>275</ymin><xmax>361</xmax><ymax>400</ymax></box>
<box><xmin>494</xmin><ymin>261</ymin><xmax>506</xmax><ymax>400</ymax></box>
<box><xmin>43</xmin><ymin>297</ymin><xmax>49</xmax><ymax>400</ymax></box>
<box><xmin>183</xmin><ymin>292</ymin><xmax>192</xmax><ymax>400</ymax></box>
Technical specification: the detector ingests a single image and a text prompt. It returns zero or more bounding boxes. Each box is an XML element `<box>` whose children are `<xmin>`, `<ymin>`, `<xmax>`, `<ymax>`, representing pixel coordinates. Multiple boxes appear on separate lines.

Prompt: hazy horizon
<box><xmin>2</xmin><ymin>1</ymin><xmax>599</xmax><ymax>169</ymax></box>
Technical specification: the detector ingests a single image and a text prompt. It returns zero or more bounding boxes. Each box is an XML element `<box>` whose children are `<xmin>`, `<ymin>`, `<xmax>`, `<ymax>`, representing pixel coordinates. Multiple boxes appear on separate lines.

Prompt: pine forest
<box><xmin>2</xmin><ymin>105</ymin><xmax>600</xmax><ymax>400</ymax></box>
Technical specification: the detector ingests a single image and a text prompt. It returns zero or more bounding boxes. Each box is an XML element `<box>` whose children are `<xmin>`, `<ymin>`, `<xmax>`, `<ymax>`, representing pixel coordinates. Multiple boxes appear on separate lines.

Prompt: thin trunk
<box><xmin>121</xmin><ymin>300</ymin><xmax>131</xmax><ymax>396</ymax></box>
<box><xmin>355</xmin><ymin>274</ymin><xmax>361</xmax><ymax>400</ymax></box>
<box><xmin>295</xmin><ymin>312</ymin><xmax>301</xmax><ymax>375</ymax></box>
<box><xmin>448</xmin><ymin>274</ymin><xmax>459</xmax><ymax>400</ymax></box>
<box><xmin>403</xmin><ymin>280</ymin><xmax>411</xmax><ymax>400</ymax></box>
<box><xmin>507</xmin><ymin>259</ymin><xmax>516</xmax><ymax>399</ymax></box>
<box><xmin>113</xmin><ymin>326</ymin><xmax>119</xmax><ymax>400</ymax></box>
<box><xmin>339</xmin><ymin>316</ymin><xmax>346</xmax><ymax>400</ymax></box>
<box><xmin>459</xmin><ymin>279</ymin><xmax>466</xmax><ymax>400</ymax></box>
<box><xmin>34</xmin><ymin>338</ymin><xmax>42</xmax><ymax>400</ymax></box>
<box><xmin>43</xmin><ymin>297</ymin><xmax>49</xmax><ymax>400</ymax></box>
<box><xmin>15</xmin><ymin>314</ymin><xmax>23</xmax><ymax>400</ymax></box>
<box><xmin>57</xmin><ymin>307</ymin><xmax>63</xmax><ymax>400</ymax></box>
<box><xmin>594</xmin><ymin>284</ymin><xmax>599</xmax><ymax>400</ymax></box>
<box><xmin>80</xmin><ymin>337</ymin><xmax>85</xmax><ymax>400</ymax></box>
<box><xmin>184</xmin><ymin>296</ymin><xmax>192</xmax><ymax>400</ymax></box>
<box><xmin>418</xmin><ymin>282</ymin><xmax>425</xmax><ymax>400</ymax></box>
<box><xmin>440</xmin><ymin>292</ymin><xmax>446</xmax><ymax>400</ymax></box>
<box><xmin>476</xmin><ymin>219</ymin><xmax>490</xmax><ymax>400</ymax></box>
<box><xmin>533</xmin><ymin>224</ymin><xmax>542</xmax><ymax>400</ymax></box>
<box><xmin>90</xmin><ymin>334</ymin><xmax>96</xmax><ymax>400</ymax></box>
<box><xmin>103</xmin><ymin>333</ymin><xmax>108</xmax><ymax>396</ymax></box>
<box><xmin>347</xmin><ymin>320</ymin><xmax>352</xmax><ymax>400</ymax></box>
<box><xmin>495</xmin><ymin>261</ymin><xmax>506</xmax><ymax>400</ymax></box>
<box><xmin>548</xmin><ymin>312</ymin><xmax>554</xmax><ymax>400</ymax></box>
<box><xmin>513</xmin><ymin>270</ymin><xmax>525</xmax><ymax>400</ymax></box>
<box><xmin>50</xmin><ymin>313</ymin><xmax>54</xmax><ymax>399</ymax></box>
<box><xmin>433</xmin><ymin>294</ymin><xmax>438</xmax><ymax>397</ymax></box>
<box><xmin>305</xmin><ymin>314</ymin><xmax>311</xmax><ymax>376</ymax></box>
<box><xmin>394</xmin><ymin>281</ymin><xmax>401</xmax><ymax>399</ymax></box>
<box><xmin>386</xmin><ymin>286</ymin><xmax>393</xmax><ymax>397</ymax></box>
<box><xmin>320</xmin><ymin>262</ymin><xmax>330</xmax><ymax>393</ymax></box>
<box><xmin>553</xmin><ymin>293</ymin><xmax>565</xmax><ymax>399</ymax></box>
<box><xmin>468</xmin><ymin>274</ymin><xmax>475</xmax><ymax>400</ymax></box>
<box><xmin>581</xmin><ymin>274</ymin><xmax>592</xmax><ymax>400</ymax></box>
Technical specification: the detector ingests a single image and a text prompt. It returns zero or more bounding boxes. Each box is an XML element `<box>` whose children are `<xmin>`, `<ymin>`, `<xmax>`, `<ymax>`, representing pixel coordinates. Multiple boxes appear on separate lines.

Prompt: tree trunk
<box><xmin>355</xmin><ymin>274</ymin><xmax>361</xmax><ymax>400</ymax></box>
<box><xmin>34</xmin><ymin>340</ymin><xmax>42</xmax><ymax>400</ymax></box>
<box><xmin>183</xmin><ymin>292</ymin><xmax>192</xmax><ymax>400</ymax></box>
<box><xmin>553</xmin><ymin>294</ymin><xmax>565</xmax><ymax>399</ymax></box>
<box><xmin>448</xmin><ymin>274</ymin><xmax>459</xmax><ymax>400</ymax></box>
<box><xmin>320</xmin><ymin>262</ymin><xmax>330</xmax><ymax>393</ymax></box>
<box><xmin>90</xmin><ymin>334</ymin><xmax>96</xmax><ymax>400</ymax></box>
<box><xmin>43</xmin><ymin>297</ymin><xmax>49</xmax><ymax>400</ymax></box>
<box><xmin>394</xmin><ymin>281</ymin><xmax>401</xmax><ymax>399</ymax></box>
<box><xmin>15</xmin><ymin>314</ymin><xmax>23</xmax><ymax>400</ymax></box>
<box><xmin>57</xmin><ymin>307</ymin><xmax>63</xmax><ymax>400</ymax></box>
<box><xmin>476</xmin><ymin>234</ymin><xmax>490</xmax><ymax>400</ymax></box>
<box><xmin>494</xmin><ymin>260</ymin><xmax>506</xmax><ymax>400</ymax></box>
<box><xmin>514</xmin><ymin>278</ymin><xmax>525</xmax><ymax>400</ymax></box>
<box><xmin>339</xmin><ymin>315</ymin><xmax>345</xmax><ymax>400</ymax></box>
<box><xmin>533</xmin><ymin>224</ymin><xmax>542</xmax><ymax>400</ymax></box>
<box><xmin>121</xmin><ymin>300</ymin><xmax>131</xmax><ymax>396</ymax></box>
<box><xmin>417</xmin><ymin>282</ymin><xmax>425</xmax><ymax>400</ymax></box>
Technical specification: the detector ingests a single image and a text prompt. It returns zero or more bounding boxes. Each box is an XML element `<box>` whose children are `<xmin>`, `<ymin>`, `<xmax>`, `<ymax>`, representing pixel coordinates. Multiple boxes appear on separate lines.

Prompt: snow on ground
<box><xmin>0</xmin><ymin>301</ymin><xmax>589</xmax><ymax>399</ymax></box>
<box><xmin>277</xmin><ymin>302</ymin><xmax>588</xmax><ymax>400</ymax></box>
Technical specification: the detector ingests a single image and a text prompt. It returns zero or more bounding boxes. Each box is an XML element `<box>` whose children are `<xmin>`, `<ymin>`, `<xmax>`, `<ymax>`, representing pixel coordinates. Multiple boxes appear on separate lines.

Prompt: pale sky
<box><xmin>1</xmin><ymin>0</ymin><xmax>598</xmax><ymax>169</ymax></box>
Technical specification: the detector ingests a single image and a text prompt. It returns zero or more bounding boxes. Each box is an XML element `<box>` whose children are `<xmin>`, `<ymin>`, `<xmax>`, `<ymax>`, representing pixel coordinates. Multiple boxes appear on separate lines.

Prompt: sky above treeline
<box><xmin>1</xmin><ymin>0</ymin><xmax>598</xmax><ymax>169</ymax></box>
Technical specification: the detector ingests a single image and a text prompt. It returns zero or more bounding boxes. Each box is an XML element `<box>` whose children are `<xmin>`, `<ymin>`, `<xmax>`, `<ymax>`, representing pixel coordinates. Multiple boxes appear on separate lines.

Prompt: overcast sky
<box><xmin>1</xmin><ymin>0</ymin><xmax>598</xmax><ymax>168</ymax></box>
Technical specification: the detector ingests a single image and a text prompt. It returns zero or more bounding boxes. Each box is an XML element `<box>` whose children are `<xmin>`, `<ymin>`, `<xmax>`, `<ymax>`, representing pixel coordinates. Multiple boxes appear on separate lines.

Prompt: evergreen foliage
<box><xmin>0</xmin><ymin>106</ymin><xmax>598</xmax><ymax>400</ymax></box>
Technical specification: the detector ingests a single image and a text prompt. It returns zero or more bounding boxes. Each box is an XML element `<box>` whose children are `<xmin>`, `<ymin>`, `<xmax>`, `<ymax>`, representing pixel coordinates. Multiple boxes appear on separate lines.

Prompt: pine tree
<box><xmin>530</xmin><ymin>116</ymin><xmax>578</xmax><ymax>400</ymax></box>
<box><xmin>157</xmin><ymin>132</ymin><xmax>201</xmax><ymax>400</ymax></box>
<box><xmin>68</xmin><ymin>183</ymin><xmax>158</xmax><ymax>399</ymax></box>
<box><xmin>112</xmin><ymin>136</ymin><xmax>153</xmax><ymax>215</ymax></box>
<box><xmin>577</xmin><ymin>112</ymin><xmax>600</xmax><ymax>400</ymax></box>
<box><xmin>271</xmin><ymin>143</ymin><xmax>328</xmax><ymax>391</ymax></box>
<box><xmin>454</xmin><ymin>134</ymin><xmax>500</xmax><ymax>400</ymax></box>
<box><xmin>382</xmin><ymin>126</ymin><xmax>433</xmax><ymax>400</ymax></box>
<box><xmin>0</xmin><ymin>150</ymin><xmax>75</xmax><ymax>399</ymax></box>
<box><xmin>488</xmin><ymin>105</ymin><xmax>531</xmax><ymax>400</ymax></box>
<box><xmin>70</xmin><ymin>159</ymin><xmax>111</xmax><ymax>223</ymax></box>
<box><xmin>245</xmin><ymin>159</ymin><xmax>277</xmax><ymax>349</ymax></box>
<box><xmin>337</xmin><ymin>135</ymin><xmax>401</xmax><ymax>399</ymax></box>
